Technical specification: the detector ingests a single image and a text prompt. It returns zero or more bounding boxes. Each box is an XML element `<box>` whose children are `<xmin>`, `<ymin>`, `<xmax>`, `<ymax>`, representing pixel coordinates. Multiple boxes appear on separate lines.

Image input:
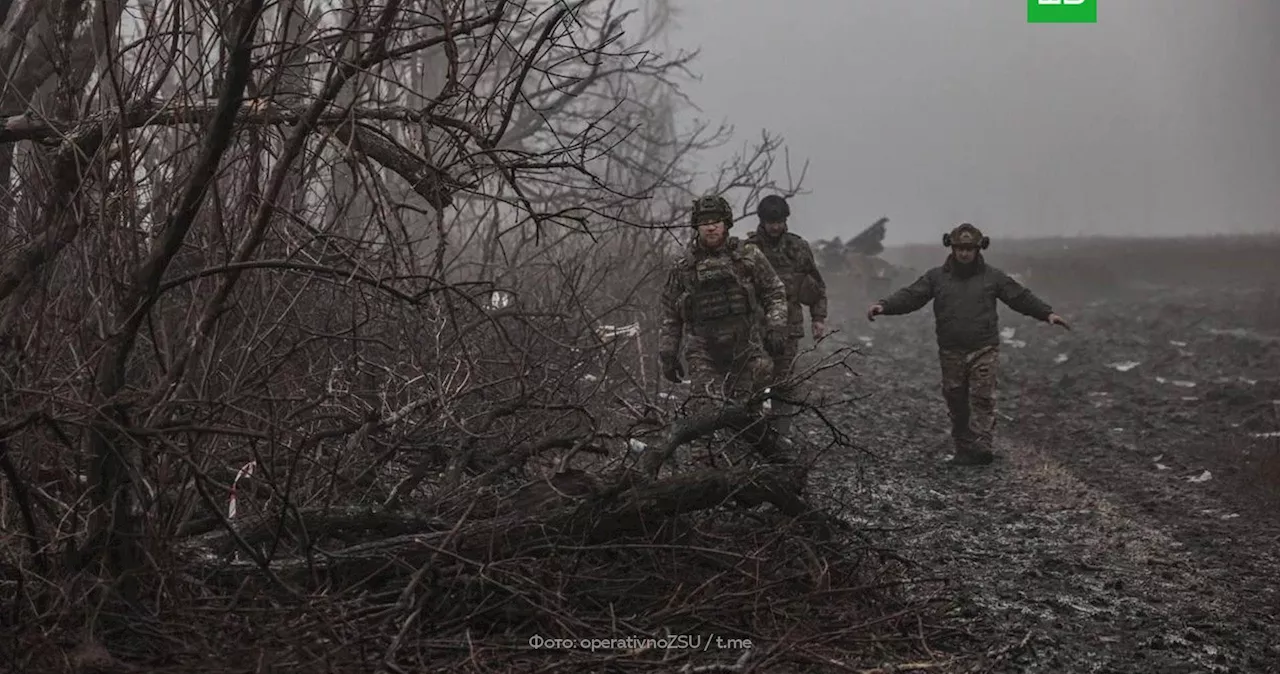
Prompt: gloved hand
<box><xmin>660</xmin><ymin>351</ymin><xmax>685</xmax><ymax>383</ymax></box>
<box><xmin>764</xmin><ymin>327</ymin><xmax>786</xmax><ymax>356</ymax></box>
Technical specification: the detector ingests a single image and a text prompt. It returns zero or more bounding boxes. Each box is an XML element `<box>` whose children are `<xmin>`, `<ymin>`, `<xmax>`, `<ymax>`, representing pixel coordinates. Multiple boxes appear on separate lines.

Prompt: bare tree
<box><xmin>0</xmin><ymin>1</ymin><xmax>939</xmax><ymax>670</ymax></box>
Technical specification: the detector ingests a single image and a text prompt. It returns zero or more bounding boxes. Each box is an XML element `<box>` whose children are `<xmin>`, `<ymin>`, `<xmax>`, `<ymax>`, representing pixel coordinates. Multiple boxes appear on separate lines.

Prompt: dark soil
<box><xmin>809</xmin><ymin>239</ymin><xmax>1280</xmax><ymax>674</ymax></box>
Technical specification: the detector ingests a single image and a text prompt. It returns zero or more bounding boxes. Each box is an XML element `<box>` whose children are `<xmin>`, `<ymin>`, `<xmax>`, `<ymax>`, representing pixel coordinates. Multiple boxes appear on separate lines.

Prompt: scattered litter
<box><xmin>1221</xmin><ymin>513</ymin><xmax>1240</xmax><ymax>520</ymax></box>
<box><xmin>596</xmin><ymin>323</ymin><xmax>640</xmax><ymax>342</ymax></box>
<box><xmin>487</xmin><ymin>289</ymin><xmax>515</xmax><ymax>310</ymax></box>
<box><xmin>1155</xmin><ymin>463</ymin><xmax>1171</xmax><ymax>471</ymax></box>
<box><xmin>998</xmin><ymin>327</ymin><xmax>1027</xmax><ymax>348</ymax></box>
<box><xmin>1110</xmin><ymin>427</ymin><xmax>1124</xmax><ymax>432</ymax></box>
<box><xmin>1106</xmin><ymin>361</ymin><xmax>1141</xmax><ymax>372</ymax></box>
<box><xmin>582</xmin><ymin>374</ymin><xmax>599</xmax><ymax>382</ymax></box>
<box><xmin>658</xmin><ymin>392</ymin><xmax>677</xmax><ymax>399</ymax></box>
<box><xmin>857</xmin><ymin>335</ymin><xmax>873</xmax><ymax>347</ymax></box>
<box><xmin>1250</xmin><ymin>431</ymin><xmax>1280</xmax><ymax>439</ymax></box>
<box><xmin>227</xmin><ymin>461</ymin><xmax>257</xmax><ymax>519</ymax></box>
<box><xmin>1186</xmin><ymin>470</ymin><xmax>1212</xmax><ymax>483</ymax></box>
<box><xmin>627</xmin><ymin>439</ymin><xmax>648</xmax><ymax>454</ymax></box>
<box><xmin>1155</xmin><ymin>376</ymin><xmax>1196</xmax><ymax>388</ymax></box>
<box><xmin>1054</xmin><ymin>353</ymin><xmax>1069</xmax><ymax>364</ymax></box>
<box><xmin>1153</xmin><ymin>454</ymin><xmax>1163</xmax><ymax>462</ymax></box>
<box><xmin>1169</xmin><ymin>340</ymin><xmax>1187</xmax><ymax>347</ymax></box>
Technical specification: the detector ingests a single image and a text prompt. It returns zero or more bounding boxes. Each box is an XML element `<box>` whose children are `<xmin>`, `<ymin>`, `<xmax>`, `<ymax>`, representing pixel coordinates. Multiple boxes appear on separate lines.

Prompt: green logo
<box><xmin>1028</xmin><ymin>0</ymin><xmax>1096</xmax><ymax>23</ymax></box>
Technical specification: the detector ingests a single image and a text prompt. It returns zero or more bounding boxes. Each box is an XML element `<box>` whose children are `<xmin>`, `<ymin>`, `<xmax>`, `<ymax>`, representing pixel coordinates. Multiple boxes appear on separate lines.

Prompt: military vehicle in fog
<box><xmin>814</xmin><ymin>217</ymin><xmax>916</xmax><ymax>306</ymax></box>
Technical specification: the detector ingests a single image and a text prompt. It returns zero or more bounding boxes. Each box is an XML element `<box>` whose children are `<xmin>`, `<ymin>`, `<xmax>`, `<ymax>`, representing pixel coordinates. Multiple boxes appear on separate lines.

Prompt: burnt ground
<box><xmin>806</xmin><ymin>236</ymin><xmax>1280</xmax><ymax>673</ymax></box>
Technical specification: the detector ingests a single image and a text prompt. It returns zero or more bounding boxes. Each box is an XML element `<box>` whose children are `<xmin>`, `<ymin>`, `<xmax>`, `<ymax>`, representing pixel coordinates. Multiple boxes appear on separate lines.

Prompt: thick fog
<box><xmin>665</xmin><ymin>0</ymin><xmax>1280</xmax><ymax>244</ymax></box>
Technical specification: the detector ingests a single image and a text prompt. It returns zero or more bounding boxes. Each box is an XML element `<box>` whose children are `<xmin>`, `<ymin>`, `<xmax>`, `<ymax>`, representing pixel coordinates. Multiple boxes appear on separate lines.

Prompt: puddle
<box><xmin>1206</xmin><ymin>327</ymin><xmax>1280</xmax><ymax>344</ymax></box>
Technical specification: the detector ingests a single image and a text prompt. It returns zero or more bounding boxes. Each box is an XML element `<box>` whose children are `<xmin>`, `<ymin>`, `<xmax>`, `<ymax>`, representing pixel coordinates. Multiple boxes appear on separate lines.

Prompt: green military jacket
<box><xmin>745</xmin><ymin>227</ymin><xmax>828</xmax><ymax>338</ymax></box>
<box><xmin>878</xmin><ymin>254</ymin><xmax>1054</xmax><ymax>351</ymax></box>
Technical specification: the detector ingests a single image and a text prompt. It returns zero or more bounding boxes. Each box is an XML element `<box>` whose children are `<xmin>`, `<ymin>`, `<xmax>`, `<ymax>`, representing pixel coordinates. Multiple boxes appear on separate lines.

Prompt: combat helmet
<box><xmin>942</xmin><ymin>223</ymin><xmax>989</xmax><ymax>250</ymax></box>
<box><xmin>691</xmin><ymin>194</ymin><xmax>733</xmax><ymax>228</ymax></box>
<box><xmin>757</xmin><ymin>194</ymin><xmax>790</xmax><ymax>222</ymax></box>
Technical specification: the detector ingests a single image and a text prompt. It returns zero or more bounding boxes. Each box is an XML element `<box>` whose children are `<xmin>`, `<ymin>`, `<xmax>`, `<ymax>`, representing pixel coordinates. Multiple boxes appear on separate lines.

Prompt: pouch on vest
<box><xmin>680</xmin><ymin>249</ymin><xmax>759</xmax><ymax>325</ymax></box>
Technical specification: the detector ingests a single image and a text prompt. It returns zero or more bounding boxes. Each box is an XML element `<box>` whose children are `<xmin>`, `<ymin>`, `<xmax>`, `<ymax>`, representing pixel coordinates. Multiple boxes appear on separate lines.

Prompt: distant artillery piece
<box><xmin>815</xmin><ymin>217</ymin><xmax>916</xmax><ymax>305</ymax></box>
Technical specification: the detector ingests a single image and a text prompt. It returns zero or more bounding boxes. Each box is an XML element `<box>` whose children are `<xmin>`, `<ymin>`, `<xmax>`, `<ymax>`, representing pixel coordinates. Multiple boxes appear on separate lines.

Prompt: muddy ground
<box><xmin>808</xmin><ymin>235</ymin><xmax>1280</xmax><ymax>673</ymax></box>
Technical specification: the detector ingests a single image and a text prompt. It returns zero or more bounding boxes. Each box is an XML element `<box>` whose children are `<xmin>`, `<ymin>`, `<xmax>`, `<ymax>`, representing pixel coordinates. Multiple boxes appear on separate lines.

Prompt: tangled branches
<box><xmin>0</xmin><ymin>0</ymin><xmax>955</xmax><ymax>670</ymax></box>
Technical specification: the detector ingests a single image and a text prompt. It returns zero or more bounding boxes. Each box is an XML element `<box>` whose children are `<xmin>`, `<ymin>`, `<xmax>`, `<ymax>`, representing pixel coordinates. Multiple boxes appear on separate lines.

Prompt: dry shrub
<box><xmin>0</xmin><ymin>1</ymin><xmax>947</xmax><ymax>671</ymax></box>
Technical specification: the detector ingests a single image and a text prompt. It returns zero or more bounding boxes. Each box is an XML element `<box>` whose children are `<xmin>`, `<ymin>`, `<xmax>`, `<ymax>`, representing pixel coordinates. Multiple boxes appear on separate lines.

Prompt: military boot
<box><xmin>948</xmin><ymin>444</ymin><xmax>994</xmax><ymax>467</ymax></box>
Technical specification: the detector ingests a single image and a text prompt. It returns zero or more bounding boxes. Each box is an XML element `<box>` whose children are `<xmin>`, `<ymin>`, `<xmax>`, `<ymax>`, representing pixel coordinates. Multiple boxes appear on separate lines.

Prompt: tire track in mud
<box><xmin>807</xmin><ymin>302</ymin><xmax>1280</xmax><ymax>673</ymax></box>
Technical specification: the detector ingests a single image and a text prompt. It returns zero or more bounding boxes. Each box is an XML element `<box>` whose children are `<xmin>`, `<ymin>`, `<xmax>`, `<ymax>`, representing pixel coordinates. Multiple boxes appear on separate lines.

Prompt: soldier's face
<box><xmin>952</xmin><ymin>245</ymin><xmax>977</xmax><ymax>264</ymax></box>
<box><xmin>697</xmin><ymin>221</ymin><xmax>727</xmax><ymax>247</ymax></box>
<box><xmin>763</xmin><ymin>219</ymin><xmax>787</xmax><ymax>236</ymax></box>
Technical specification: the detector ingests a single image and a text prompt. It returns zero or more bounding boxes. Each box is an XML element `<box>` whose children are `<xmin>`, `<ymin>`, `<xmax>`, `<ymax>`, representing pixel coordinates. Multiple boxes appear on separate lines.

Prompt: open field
<box><xmin>812</xmin><ymin>233</ymin><xmax>1280</xmax><ymax>672</ymax></box>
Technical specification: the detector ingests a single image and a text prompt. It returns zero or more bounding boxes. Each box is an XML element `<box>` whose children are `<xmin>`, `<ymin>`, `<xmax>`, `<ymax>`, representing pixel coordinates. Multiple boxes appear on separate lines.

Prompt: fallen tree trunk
<box><xmin>186</xmin><ymin>463</ymin><xmax>833</xmax><ymax>586</ymax></box>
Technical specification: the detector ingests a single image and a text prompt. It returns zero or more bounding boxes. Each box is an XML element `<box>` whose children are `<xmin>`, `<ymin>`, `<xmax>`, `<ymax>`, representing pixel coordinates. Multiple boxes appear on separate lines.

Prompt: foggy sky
<box><xmin>665</xmin><ymin>0</ymin><xmax>1280</xmax><ymax>245</ymax></box>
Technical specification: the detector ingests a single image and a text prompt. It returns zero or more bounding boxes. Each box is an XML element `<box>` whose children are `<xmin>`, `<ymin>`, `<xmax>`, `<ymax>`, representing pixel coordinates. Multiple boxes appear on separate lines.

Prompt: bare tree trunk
<box><xmin>83</xmin><ymin>0</ymin><xmax>264</xmax><ymax>598</ymax></box>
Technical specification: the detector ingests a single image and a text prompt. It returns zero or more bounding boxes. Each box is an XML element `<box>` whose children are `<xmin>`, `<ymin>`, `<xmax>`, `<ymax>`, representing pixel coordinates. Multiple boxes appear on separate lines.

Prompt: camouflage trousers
<box><xmin>767</xmin><ymin>335</ymin><xmax>806</xmax><ymax>434</ymax></box>
<box><xmin>685</xmin><ymin>340</ymin><xmax>773</xmax><ymax>402</ymax></box>
<box><xmin>645</xmin><ymin>336</ymin><xmax>787</xmax><ymax>474</ymax></box>
<box><xmin>938</xmin><ymin>345</ymin><xmax>1000</xmax><ymax>454</ymax></box>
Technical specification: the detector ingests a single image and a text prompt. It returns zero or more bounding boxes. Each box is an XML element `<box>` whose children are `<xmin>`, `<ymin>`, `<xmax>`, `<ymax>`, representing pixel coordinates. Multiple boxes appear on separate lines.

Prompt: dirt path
<box><xmin>810</xmin><ymin>286</ymin><xmax>1280</xmax><ymax>673</ymax></box>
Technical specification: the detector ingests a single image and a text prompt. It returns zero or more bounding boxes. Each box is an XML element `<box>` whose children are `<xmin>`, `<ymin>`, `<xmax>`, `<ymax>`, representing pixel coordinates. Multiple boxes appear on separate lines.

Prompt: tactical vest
<box><xmin>679</xmin><ymin>242</ymin><xmax>757</xmax><ymax>327</ymax></box>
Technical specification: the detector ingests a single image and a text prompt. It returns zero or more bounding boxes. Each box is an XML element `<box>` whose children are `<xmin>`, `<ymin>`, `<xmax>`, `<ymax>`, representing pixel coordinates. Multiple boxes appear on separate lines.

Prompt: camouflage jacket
<box><xmin>878</xmin><ymin>254</ymin><xmax>1054</xmax><ymax>350</ymax></box>
<box><xmin>745</xmin><ymin>228</ymin><xmax>828</xmax><ymax>337</ymax></box>
<box><xmin>658</xmin><ymin>236</ymin><xmax>788</xmax><ymax>356</ymax></box>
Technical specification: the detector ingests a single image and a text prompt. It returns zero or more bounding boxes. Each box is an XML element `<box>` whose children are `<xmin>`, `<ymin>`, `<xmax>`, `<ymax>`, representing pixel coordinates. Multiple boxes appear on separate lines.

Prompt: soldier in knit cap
<box><xmin>744</xmin><ymin>194</ymin><xmax>828</xmax><ymax>434</ymax></box>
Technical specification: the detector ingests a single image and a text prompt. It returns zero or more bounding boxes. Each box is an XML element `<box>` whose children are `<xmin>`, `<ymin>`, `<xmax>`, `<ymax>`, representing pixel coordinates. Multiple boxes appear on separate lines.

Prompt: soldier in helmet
<box><xmin>866</xmin><ymin>223</ymin><xmax>1070</xmax><ymax>466</ymax></box>
<box><xmin>650</xmin><ymin>194</ymin><xmax>791</xmax><ymax>475</ymax></box>
<box><xmin>744</xmin><ymin>194</ymin><xmax>828</xmax><ymax>434</ymax></box>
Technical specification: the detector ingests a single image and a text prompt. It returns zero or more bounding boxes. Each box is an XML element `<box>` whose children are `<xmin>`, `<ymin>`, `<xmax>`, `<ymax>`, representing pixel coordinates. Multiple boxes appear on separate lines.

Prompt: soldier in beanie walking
<box><xmin>745</xmin><ymin>194</ymin><xmax>828</xmax><ymax>434</ymax></box>
<box><xmin>866</xmin><ymin>223</ymin><xmax>1070</xmax><ymax>465</ymax></box>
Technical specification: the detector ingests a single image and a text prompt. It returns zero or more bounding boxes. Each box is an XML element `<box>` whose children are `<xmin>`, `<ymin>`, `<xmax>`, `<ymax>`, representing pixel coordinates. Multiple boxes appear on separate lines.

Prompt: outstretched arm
<box><xmin>877</xmin><ymin>272</ymin><xmax>935</xmax><ymax>315</ymax></box>
<box><xmin>994</xmin><ymin>271</ymin><xmax>1053</xmax><ymax>321</ymax></box>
